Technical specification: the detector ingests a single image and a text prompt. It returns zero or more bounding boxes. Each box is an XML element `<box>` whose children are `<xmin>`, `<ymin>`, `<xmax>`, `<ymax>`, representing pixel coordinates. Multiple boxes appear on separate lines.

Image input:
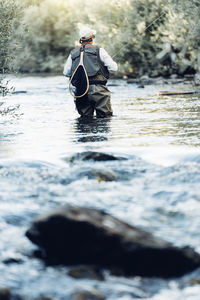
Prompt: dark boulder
<box><xmin>26</xmin><ymin>205</ymin><xmax>200</xmax><ymax>278</ymax></box>
<box><xmin>67</xmin><ymin>151</ymin><xmax>125</xmax><ymax>162</ymax></box>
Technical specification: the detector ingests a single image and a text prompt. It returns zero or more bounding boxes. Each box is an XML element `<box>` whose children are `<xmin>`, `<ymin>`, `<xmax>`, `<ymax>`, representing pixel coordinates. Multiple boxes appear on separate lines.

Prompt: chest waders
<box><xmin>68</xmin><ymin>46</ymin><xmax>90</xmax><ymax>99</ymax></box>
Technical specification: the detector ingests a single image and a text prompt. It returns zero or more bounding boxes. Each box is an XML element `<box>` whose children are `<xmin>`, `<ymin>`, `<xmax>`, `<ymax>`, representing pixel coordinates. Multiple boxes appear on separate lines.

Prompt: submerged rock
<box><xmin>13</xmin><ymin>91</ymin><xmax>27</xmax><ymax>94</ymax></box>
<box><xmin>81</xmin><ymin>169</ymin><xmax>116</xmax><ymax>182</ymax></box>
<box><xmin>194</xmin><ymin>73</ymin><xmax>200</xmax><ymax>85</ymax></box>
<box><xmin>71</xmin><ymin>289</ymin><xmax>105</xmax><ymax>300</ymax></box>
<box><xmin>3</xmin><ymin>257</ymin><xmax>23</xmax><ymax>265</ymax></box>
<box><xmin>187</xmin><ymin>278</ymin><xmax>200</xmax><ymax>285</ymax></box>
<box><xmin>0</xmin><ymin>288</ymin><xmax>24</xmax><ymax>300</ymax></box>
<box><xmin>26</xmin><ymin>205</ymin><xmax>200</xmax><ymax>278</ymax></box>
<box><xmin>127</xmin><ymin>78</ymin><xmax>140</xmax><ymax>84</ymax></box>
<box><xmin>68</xmin><ymin>151</ymin><xmax>125</xmax><ymax>162</ymax></box>
<box><xmin>68</xmin><ymin>265</ymin><xmax>104</xmax><ymax>280</ymax></box>
<box><xmin>35</xmin><ymin>296</ymin><xmax>54</xmax><ymax>300</ymax></box>
<box><xmin>0</xmin><ymin>288</ymin><xmax>10</xmax><ymax>300</ymax></box>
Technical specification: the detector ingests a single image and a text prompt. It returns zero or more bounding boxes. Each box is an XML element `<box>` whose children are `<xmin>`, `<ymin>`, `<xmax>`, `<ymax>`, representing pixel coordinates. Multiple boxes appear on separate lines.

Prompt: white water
<box><xmin>0</xmin><ymin>75</ymin><xmax>200</xmax><ymax>299</ymax></box>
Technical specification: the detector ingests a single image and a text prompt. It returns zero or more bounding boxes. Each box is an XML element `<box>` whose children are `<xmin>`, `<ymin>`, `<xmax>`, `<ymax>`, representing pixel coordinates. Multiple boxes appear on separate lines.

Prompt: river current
<box><xmin>0</xmin><ymin>75</ymin><xmax>200</xmax><ymax>299</ymax></box>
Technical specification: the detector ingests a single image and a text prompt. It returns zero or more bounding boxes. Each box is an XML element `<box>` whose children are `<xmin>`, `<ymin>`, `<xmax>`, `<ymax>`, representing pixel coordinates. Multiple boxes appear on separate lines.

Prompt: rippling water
<box><xmin>0</xmin><ymin>75</ymin><xmax>200</xmax><ymax>299</ymax></box>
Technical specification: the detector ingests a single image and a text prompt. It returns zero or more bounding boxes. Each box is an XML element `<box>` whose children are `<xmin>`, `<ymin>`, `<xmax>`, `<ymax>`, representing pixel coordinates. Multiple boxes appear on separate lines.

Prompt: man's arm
<box><xmin>99</xmin><ymin>48</ymin><xmax>118</xmax><ymax>71</ymax></box>
<box><xmin>63</xmin><ymin>54</ymin><xmax>72</xmax><ymax>77</ymax></box>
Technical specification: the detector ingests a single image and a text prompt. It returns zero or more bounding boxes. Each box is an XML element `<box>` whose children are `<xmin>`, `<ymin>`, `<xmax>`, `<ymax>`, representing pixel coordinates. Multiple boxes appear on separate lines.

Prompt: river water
<box><xmin>0</xmin><ymin>75</ymin><xmax>200</xmax><ymax>299</ymax></box>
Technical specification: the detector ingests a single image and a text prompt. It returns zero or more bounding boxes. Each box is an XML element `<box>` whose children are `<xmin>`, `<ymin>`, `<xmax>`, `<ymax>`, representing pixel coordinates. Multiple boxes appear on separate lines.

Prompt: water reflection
<box><xmin>74</xmin><ymin>117</ymin><xmax>111</xmax><ymax>143</ymax></box>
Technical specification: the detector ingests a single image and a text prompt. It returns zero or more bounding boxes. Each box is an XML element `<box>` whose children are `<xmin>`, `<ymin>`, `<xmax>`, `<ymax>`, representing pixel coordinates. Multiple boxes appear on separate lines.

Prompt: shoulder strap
<box><xmin>96</xmin><ymin>46</ymin><xmax>101</xmax><ymax>61</ymax></box>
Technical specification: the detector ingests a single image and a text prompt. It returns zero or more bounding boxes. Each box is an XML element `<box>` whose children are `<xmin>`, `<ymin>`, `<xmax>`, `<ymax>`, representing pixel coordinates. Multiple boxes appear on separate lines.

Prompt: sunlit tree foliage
<box><xmin>156</xmin><ymin>0</ymin><xmax>200</xmax><ymax>76</ymax></box>
<box><xmin>0</xmin><ymin>0</ymin><xmax>18</xmax><ymax>95</ymax></box>
<box><xmin>6</xmin><ymin>0</ymin><xmax>200</xmax><ymax>77</ymax></box>
<box><xmin>11</xmin><ymin>0</ymin><xmax>77</xmax><ymax>72</ymax></box>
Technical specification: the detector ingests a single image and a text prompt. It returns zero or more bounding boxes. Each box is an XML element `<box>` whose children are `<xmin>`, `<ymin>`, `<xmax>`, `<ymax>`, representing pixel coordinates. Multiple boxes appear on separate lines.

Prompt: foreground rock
<box><xmin>26</xmin><ymin>205</ymin><xmax>200</xmax><ymax>278</ymax></box>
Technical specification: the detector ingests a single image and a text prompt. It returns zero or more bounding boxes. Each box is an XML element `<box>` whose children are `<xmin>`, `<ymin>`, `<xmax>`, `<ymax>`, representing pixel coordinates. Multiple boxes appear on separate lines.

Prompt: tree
<box><xmin>6</xmin><ymin>0</ymin><xmax>200</xmax><ymax>77</ymax></box>
<box><xmin>11</xmin><ymin>0</ymin><xmax>77</xmax><ymax>73</ymax></box>
<box><xmin>0</xmin><ymin>0</ymin><xmax>18</xmax><ymax>96</ymax></box>
<box><xmin>155</xmin><ymin>0</ymin><xmax>200</xmax><ymax>75</ymax></box>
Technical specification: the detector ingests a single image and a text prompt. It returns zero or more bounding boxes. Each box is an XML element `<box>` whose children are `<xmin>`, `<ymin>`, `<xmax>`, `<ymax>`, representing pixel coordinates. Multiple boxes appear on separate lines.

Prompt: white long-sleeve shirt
<box><xmin>63</xmin><ymin>47</ymin><xmax>118</xmax><ymax>77</ymax></box>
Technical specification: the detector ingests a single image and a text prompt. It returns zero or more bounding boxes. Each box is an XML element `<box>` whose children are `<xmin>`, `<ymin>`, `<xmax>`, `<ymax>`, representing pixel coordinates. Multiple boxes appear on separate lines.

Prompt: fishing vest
<box><xmin>70</xmin><ymin>45</ymin><xmax>109</xmax><ymax>84</ymax></box>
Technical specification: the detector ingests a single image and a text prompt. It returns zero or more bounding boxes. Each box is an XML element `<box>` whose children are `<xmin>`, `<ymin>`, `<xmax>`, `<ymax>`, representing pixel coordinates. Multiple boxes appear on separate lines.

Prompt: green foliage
<box><xmin>108</xmin><ymin>0</ymin><xmax>169</xmax><ymax>76</ymax></box>
<box><xmin>11</xmin><ymin>0</ymin><xmax>77</xmax><ymax>73</ymax></box>
<box><xmin>157</xmin><ymin>0</ymin><xmax>200</xmax><ymax>75</ymax></box>
<box><xmin>7</xmin><ymin>0</ymin><xmax>200</xmax><ymax>76</ymax></box>
<box><xmin>0</xmin><ymin>0</ymin><xmax>18</xmax><ymax>96</ymax></box>
<box><xmin>0</xmin><ymin>0</ymin><xmax>16</xmax><ymax>72</ymax></box>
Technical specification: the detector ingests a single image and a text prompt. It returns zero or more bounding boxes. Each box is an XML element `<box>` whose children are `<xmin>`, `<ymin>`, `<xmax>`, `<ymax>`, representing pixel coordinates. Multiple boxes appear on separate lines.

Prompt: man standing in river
<box><xmin>63</xmin><ymin>27</ymin><xmax>118</xmax><ymax>118</ymax></box>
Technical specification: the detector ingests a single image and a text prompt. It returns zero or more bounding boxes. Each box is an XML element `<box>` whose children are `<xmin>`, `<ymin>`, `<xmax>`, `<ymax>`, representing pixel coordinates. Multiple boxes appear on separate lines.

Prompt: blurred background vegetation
<box><xmin>0</xmin><ymin>0</ymin><xmax>18</xmax><ymax>95</ymax></box>
<box><xmin>1</xmin><ymin>0</ymin><xmax>200</xmax><ymax>78</ymax></box>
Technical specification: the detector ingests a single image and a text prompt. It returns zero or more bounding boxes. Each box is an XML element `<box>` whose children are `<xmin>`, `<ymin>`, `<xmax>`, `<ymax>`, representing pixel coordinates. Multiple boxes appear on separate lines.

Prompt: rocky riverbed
<box><xmin>0</xmin><ymin>75</ymin><xmax>200</xmax><ymax>299</ymax></box>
